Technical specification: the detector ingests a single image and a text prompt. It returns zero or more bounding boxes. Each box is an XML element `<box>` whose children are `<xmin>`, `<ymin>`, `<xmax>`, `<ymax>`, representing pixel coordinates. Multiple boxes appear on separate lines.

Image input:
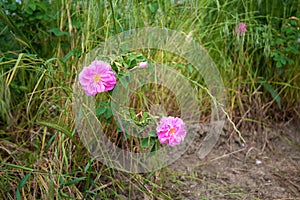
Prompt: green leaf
<box><xmin>141</xmin><ymin>138</ymin><xmax>150</xmax><ymax>148</ymax></box>
<box><xmin>64</xmin><ymin>177</ymin><xmax>86</xmax><ymax>186</ymax></box>
<box><xmin>36</xmin><ymin>121</ymin><xmax>76</xmax><ymax>143</ymax></box>
<box><xmin>149</xmin><ymin>3</ymin><xmax>158</xmax><ymax>13</ymax></box>
<box><xmin>104</xmin><ymin>108</ymin><xmax>112</xmax><ymax>119</ymax></box>
<box><xmin>45</xmin><ymin>133</ymin><xmax>56</xmax><ymax>151</ymax></box>
<box><xmin>141</xmin><ymin>137</ymin><xmax>155</xmax><ymax>148</ymax></box>
<box><xmin>84</xmin><ymin>157</ymin><xmax>97</xmax><ymax>173</ymax></box>
<box><xmin>45</xmin><ymin>57</ymin><xmax>58</xmax><ymax>64</ymax></box>
<box><xmin>96</xmin><ymin>107</ymin><xmax>107</xmax><ymax>115</ymax></box>
<box><xmin>276</xmin><ymin>61</ymin><xmax>282</xmax><ymax>68</ymax></box>
<box><xmin>150</xmin><ymin>141</ymin><xmax>158</xmax><ymax>153</ymax></box>
<box><xmin>16</xmin><ymin>171</ymin><xmax>33</xmax><ymax>200</ymax></box>
<box><xmin>142</xmin><ymin>112</ymin><xmax>149</xmax><ymax>120</ymax></box>
<box><xmin>188</xmin><ymin>64</ymin><xmax>194</xmax><ymax>73</ymax></box>
<box><xmin>28</xmin><ymin>2</ymin><xmax>36</xmax><ymax>11</ymax></box>
<box><xmin>129</xmin><ymin>108</ymin><xmax>137</xmax><ymax>120</ymax></box>
<box><xmin>1</xmin><ymin>163</ymin><xmax>35</xmax><ymax>172</ymax></box>
<box><xmin>49</xmin><ymin>28</ymin><xmax>70</xmax><ymax>37</ymax></box>
<box><xmin>275</xmin><ymin>38</ymin><xmax>284</xmax><ymax>44</ymax></box>
<box><xmin>148</xmin><ymin>130</ymin><xmax>157</xmax><ymax>137</ymax></box>
<box><xmin>289</xmin><ymin>46</ymin><xmax>298</xmax><ymax>54</ymax></box>
<box><xmin>59</xmin><ymin>175</ymin><xmax>64</xmax><ymax>185</ymax></box>
<box><xmin>128</xmin><ymin>54</ymin><xmax>137</xmax><ymax>61</ymax></box>
<box><xmin>36</xmin><ymin>2</ymin><xmax>47</xmax><ymax>12</ymax></box>
<box><xmin>62</xmin><ymin>50</ymin><xmax>73</xmax><ymax>63</ymax></box>
<box><xmin>16</xmin><ymin>191</ymin><xmax>21</xmax><ymax>200</ymax></box>
<box><xmin>25</xmin><ymin>8</ymin><xmax>33</xmax><ymax>14</ymax></box>
<box><xmin>262</xmin><ymin>82</ymin><xmax>281</xmax><ymax>109</ymax></box>
<box><xmin>8</xmin><ymin>3</ymin><xmax>17</xmax><ymax>11</ymax></box>
<box><xmin>287</xmin><ymin>58</ymin><xmax>294</xmax><ymax>65</ymax></box>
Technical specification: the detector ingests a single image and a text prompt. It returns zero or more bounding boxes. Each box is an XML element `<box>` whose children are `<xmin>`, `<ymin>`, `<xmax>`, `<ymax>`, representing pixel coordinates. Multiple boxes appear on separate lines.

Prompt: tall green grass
<box><xmin>0</xmin><ymin>0</ymin><xmax>299</xmax><ymax>199</ymax></box>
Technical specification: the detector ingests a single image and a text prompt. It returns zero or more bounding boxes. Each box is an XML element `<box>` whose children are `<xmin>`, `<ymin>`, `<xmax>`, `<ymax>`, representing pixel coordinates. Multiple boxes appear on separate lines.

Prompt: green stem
<box><xmin>109</xmin><ymin>0</ymin><xmax>117</xmax><ymax>34</ymax></box>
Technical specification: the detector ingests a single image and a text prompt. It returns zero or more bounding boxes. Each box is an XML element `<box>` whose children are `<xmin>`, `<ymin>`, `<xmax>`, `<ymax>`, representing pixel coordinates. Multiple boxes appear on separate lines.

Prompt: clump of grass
<box><xmin>0</xmin><ymin>0</ymin><xmax>299</xmax><ymax>199</ymax></box>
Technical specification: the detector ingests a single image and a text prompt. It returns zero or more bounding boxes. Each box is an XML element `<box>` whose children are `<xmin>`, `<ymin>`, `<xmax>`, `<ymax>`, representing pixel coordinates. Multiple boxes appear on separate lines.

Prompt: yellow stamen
<box><xmin>169</xmin><ymin>128</ymin><xmax>175</xmax><ymax>135</ymax></box>
<box><xmin>93</xmin><ymin>75</ymin><xmax>101</xmax><ymax>83</ymax></box>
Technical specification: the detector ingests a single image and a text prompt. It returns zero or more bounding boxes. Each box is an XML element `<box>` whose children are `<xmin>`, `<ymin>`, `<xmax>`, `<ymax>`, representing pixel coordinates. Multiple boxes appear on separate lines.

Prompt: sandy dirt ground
<box><xmin>106</xmin><ymin>123</ymin><xmax>300</xmax><ymax>200</ymax></box>
<box><xmin>165</xmin><ymin>123</ymin><xmax>300</xmax><ymax>199</ymax></box>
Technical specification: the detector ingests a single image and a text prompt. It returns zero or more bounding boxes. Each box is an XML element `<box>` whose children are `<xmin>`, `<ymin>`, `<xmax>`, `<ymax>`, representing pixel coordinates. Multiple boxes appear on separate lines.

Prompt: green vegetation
<box><xmin>0</xmin><ymin>0</ymin><xmax>299</xmax><ymax>199</ymax></box>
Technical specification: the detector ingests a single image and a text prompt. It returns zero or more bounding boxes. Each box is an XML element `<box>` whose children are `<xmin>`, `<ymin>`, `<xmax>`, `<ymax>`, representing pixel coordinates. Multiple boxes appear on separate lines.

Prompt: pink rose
<box><xmin>79</xmin><ymin>60</ymin><xmax>116</xmax><ymax>96</ymax></box>
<box><xmin>156</xmin><ymin>116</ymin><xmax>186</xmax><ymax>146</ymax></box>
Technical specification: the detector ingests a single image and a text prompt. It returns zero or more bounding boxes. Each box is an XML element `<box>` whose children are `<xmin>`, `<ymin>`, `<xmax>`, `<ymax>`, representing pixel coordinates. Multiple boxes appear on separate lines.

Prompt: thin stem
<box><xmin>109</xmin><ymin>0</ymin><xmax>117</xmax><ymax>34</ymax></box>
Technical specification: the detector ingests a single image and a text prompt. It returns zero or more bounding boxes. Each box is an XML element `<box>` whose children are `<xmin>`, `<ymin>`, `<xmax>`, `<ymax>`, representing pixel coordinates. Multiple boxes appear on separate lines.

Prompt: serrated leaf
<box><xmin>95</xmin><ymin>107</ymin><xmax>107</xmax><ymax>115</ymax></box>
<box><xmin>104</xmin><ymin>108</ymin><xmax>112</xmax><ymax>119</ymax></box>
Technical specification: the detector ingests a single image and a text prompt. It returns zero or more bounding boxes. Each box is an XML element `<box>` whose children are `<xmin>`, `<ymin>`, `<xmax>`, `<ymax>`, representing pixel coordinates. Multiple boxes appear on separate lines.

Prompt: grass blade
<box><xmin>16</xmin><ymin>171</ymin><xmax>33</xmax><ymax>200</ymax></box>
<box><xmin>36</xmin><ymin>121</ymin><xmax>76</xmax><ymax>143</ymax></box>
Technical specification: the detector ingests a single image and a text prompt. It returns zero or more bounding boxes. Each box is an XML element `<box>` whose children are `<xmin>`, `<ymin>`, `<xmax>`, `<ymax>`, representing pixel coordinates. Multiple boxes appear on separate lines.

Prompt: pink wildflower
<box><xmin>137</xmin><ymin>61</ymin><xmax>148</xmax><ymax>69</ymax></box>
<box><xmin>79</xmin><ymin>60</ymin><xmax>116</xmax><ymax>96</ymax></box>
<box><xmin>235</xmin><ymin>23</ymin><xmax>247</xmax><ymax>35</ymax></box>
<box><xmin>156</xmin><ymin>116</ymin><xmax>186</xmax><ymax>146</ymax></box>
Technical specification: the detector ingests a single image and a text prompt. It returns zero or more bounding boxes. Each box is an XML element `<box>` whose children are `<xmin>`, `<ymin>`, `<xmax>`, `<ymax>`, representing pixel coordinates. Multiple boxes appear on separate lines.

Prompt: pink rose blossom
<box><xmin>79</xmin><ymin>60</ymin><xmax>116</xmax><ymax>96</ymax></box>
<box><xmin>235</xmin><ymin>23</ymin><xmax>247</xmax><ymax>35</ymax></box>
<box><xmin>137</xmin><ymin>61</ymin><xmax>148</xmax><ymax>69</ymax></box>
<box><xmin>156</xmin><ymin>116</ymin><xmax>186</xmax><ymax>146</ymax></box>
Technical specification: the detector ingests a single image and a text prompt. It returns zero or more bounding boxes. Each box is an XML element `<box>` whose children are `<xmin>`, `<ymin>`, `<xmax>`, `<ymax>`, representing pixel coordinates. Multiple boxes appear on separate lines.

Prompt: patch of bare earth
<box><xmin>165</xmin><ymin>123</ymin><xmax>300</xmax><ymax>199</ymax></box>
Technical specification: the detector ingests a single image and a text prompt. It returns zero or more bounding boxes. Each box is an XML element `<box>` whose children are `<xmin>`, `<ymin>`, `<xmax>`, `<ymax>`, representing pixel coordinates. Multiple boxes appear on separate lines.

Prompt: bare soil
<box><xmin>110</xmin><ymin>123</ymin><xmax>300</xmax><ymax>200</ymax></box>
<box><xmin>165</xmin><ymin>123</ymin><xmax>300</xmax><ymax>199</ymax></box>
